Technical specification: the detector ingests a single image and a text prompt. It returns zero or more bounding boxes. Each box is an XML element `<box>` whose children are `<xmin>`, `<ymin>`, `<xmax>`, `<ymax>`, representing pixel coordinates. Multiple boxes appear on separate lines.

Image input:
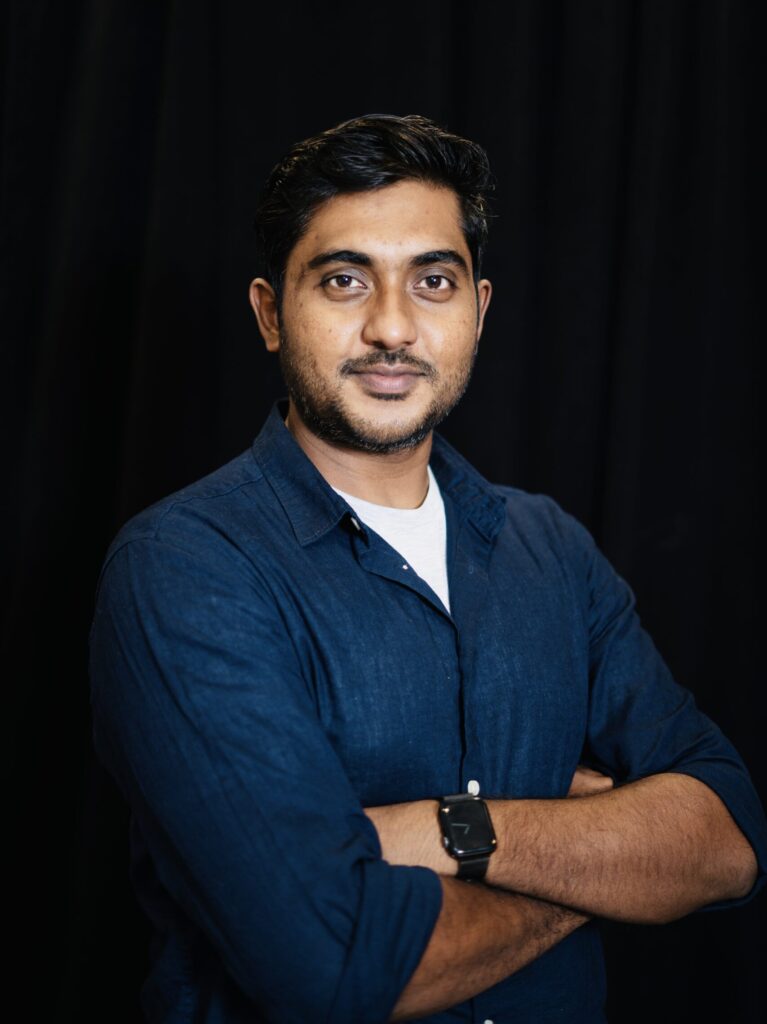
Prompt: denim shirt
<box><xmin>89</xmin><ymin>400</ymin><xmax>767</xmax><ymax>1024</ymax></box>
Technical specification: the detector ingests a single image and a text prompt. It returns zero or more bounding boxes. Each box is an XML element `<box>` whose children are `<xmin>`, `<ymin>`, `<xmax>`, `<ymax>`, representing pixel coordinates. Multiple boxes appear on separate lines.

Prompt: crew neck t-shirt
<box><xmin>332</xmin><ymin>465</ymin><xmax>450</xmax><ymax>613</ymax></box>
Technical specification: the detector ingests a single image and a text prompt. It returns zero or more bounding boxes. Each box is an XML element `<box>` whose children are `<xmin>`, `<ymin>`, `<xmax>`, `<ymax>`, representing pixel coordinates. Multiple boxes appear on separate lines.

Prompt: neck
<box><xmin>284</xmin><ymin>403</ymin><xmax>432</xmax><ymax>509</ymax></box>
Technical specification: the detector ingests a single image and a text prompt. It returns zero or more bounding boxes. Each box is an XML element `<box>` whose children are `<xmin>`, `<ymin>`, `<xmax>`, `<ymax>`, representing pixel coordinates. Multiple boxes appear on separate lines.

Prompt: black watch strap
<box><xmin>455</xmin><ymin>853</ymin><xmax>490</xmax><ymax>881</ymax></box>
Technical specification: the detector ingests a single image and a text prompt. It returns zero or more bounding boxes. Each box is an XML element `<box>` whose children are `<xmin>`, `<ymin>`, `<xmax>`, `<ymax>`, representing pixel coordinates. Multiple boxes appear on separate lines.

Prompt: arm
<box><xmin>389</xmin><ymin>882</ymin><xmax>587</xmax><ymax>1021</ymax></box>
<box><xmin>387</xmin><ymin>767</ymin><xmax>609</xmax><ymax>1020</ymax></box>
<box><xmin>90</xmin><ymin>534</ymin><xmax>586</xmax><ymax>1024</ymax></box>
<box><xmin>90</xmin><ymin>536</ymin><xmax>440</xmax><ymax>1023</ymax></box>
<box><xmin>366</xmin><ymin>771</ymin><xmax>757</xmax><ymax>926</ymax></box>
<box><xmin>487</xmin><ymin>772</ymin><xmax>756</xmax><ymax>922</ymax></box>
<box><xmin>368</xmin><ymin>499</ymin><xmax>767</xmax><ymax>926</ymax></box>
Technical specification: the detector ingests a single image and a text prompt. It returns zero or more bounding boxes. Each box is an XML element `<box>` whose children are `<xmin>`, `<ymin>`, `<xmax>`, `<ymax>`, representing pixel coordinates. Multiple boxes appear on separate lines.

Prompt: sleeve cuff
<box><xmin>327</xmin><ymin>863</ymin><xmax>444</xmax><ymax>1024</ymax></box>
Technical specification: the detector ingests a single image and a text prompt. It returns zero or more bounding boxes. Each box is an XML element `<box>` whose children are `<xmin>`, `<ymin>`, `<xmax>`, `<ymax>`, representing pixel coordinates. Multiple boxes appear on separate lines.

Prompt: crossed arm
<box><xmin>94</xmin><ymin>536</ymin><xmax>764</xmax><ymax>1022</ymax></box>
<box><xmin>367</xmin><ymin>769</ymin><xmax>757</xmax><ymax>1021</ymax></box>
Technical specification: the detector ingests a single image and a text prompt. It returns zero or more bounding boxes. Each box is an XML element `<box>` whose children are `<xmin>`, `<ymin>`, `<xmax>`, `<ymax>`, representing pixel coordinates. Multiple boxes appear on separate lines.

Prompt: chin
<box><xmin>337</xmin><ymin>406</ymin><xmax>445</xmax><ymax>454</ymax></box>
<box><xmin>288</xmin><ymin>380</ymin><xmax>460</xmax><ymax>455</ymax></box>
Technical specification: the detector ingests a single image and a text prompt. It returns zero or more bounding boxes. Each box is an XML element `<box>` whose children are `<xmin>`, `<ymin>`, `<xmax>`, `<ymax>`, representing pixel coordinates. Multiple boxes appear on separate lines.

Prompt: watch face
<box><xmin>441</xmin><ymin>799</ymin><xmax>497</xmax><ymax>857</ymax></box>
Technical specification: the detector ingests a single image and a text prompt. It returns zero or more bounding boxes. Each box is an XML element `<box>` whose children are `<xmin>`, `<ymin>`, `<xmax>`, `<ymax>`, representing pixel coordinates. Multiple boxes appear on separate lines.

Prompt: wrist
<box><xmin>484</xmin><ymin>798</ymin><xmax>515</xmax><ymax>887</ymax></box>
<box><xmin>365</xmin><ymin>799</ymin><xmax>457</xmax><ymax>874</ymax></box>
<box><xmin>430</xmin><ymin>800</ymin><xmax>460</xmax><ymax>874</ymax></box>
<box><xmin>438</xmin><ymin>793</ymin><xmax>499</xmax><ymax>881</ymax></box>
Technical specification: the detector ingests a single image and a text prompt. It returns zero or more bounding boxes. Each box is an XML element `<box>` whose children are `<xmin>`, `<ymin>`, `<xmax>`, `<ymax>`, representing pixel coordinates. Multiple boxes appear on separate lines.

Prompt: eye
<box><xmin>322</xmin><ymin>273</ymin><xmax>365</xmax><ymax>290</ymax></box>
<box><xmin>415</xmin><ymin>274</ymin><xmax>455</xmax><ymax>294</ymax></box>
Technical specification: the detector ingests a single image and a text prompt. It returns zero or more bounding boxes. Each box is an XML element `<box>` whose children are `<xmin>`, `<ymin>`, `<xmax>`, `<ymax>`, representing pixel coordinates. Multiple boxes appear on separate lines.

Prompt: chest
<box><xmin>267</xmin><ymin>517</ymin><xmax>590</xmax><ymax>806</ymax></box>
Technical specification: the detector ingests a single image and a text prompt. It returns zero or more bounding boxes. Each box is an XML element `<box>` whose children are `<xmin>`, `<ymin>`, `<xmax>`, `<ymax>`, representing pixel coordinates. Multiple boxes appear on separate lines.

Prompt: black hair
<box><xmin>253</xmin><ymin>113</ymin><xmax>495</xmax><ymax>308</ymax></box>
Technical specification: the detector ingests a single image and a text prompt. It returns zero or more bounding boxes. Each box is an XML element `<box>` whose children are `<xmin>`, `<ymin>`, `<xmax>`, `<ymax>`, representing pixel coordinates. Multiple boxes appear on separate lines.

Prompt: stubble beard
<box><xmin>277</xmin><ymin>326</ymin><xmax>478</xmax><ymax>455</ymax></box>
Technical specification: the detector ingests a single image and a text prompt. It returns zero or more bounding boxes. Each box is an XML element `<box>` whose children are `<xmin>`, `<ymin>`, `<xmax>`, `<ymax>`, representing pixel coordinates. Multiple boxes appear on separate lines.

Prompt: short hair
<box><xmin>253</xmin><ymin>113</ymin><xmax>495</xmax><ymax>308</ymax></box>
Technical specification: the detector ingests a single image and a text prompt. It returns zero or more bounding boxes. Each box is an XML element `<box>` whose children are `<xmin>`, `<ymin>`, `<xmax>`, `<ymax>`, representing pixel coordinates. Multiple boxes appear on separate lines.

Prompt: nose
<box><xmin>360</xmin><ymin>284</ymin><xmax>417</xmax><ymax>350</ymax></box>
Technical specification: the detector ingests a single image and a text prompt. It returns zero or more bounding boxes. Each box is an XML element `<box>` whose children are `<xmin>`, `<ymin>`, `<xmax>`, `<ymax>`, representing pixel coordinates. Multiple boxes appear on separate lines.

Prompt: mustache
<box><xmin>339</xmin><ymin>350</ymin><xmax>437</xmax><ymax>380</ymax></box>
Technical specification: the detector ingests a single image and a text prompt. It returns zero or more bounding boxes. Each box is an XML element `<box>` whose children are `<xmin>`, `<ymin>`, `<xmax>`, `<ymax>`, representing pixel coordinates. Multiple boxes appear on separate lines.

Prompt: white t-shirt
<box><xmin>333</xmin><ymin>465</ymin><xmax>450</xmax><ymax>612</ymax></box>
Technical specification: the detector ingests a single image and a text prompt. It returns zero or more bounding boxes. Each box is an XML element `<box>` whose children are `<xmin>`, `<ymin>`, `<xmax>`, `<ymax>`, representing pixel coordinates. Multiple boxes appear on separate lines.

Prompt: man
<box><xmin>90</xmin><ymin>114</ymin><xmax>766</xmax><ymax>1023</ymax></box>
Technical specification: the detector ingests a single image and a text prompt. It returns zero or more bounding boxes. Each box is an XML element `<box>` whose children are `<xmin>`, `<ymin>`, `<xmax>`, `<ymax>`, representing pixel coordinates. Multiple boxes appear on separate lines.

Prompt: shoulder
<box><xmin>488</xmin><ymin>484</ymin><xmax>631</xmax><ymax>615</ymax></box>
<box><xmin>98</xmin><ymin>447</ymin><xmax>278</xmax><ymax>587</ymax></box>
<box><xmin>430</xmin><ymin>431</ymin><xmax>600</xmax><ymax>570</ymax></box>
<box><xmin>483</xmin><ymin>485</ymin><xmax>637</xmax><ymax>641</ymax></box>
<box><xmin>490</xmin><ymin>483</ymin><xmax>596</xmax><ymax>560</ymax></box>
<box><xmin>492</xmin><ymin>483</ymin><xmax>571</xmax><ymax>526</ymax></box>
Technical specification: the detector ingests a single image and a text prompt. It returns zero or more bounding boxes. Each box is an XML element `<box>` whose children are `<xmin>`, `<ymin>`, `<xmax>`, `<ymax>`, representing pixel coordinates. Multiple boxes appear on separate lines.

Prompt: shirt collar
<box><xmin>429</xmin><ymin>431</ymin><xmax>507</xmax><ymax>543</ymax></box>
<box><xmin>251</xmin><ymin>399</ymin><xmax>506</xmax><ymax>547</ymax></box>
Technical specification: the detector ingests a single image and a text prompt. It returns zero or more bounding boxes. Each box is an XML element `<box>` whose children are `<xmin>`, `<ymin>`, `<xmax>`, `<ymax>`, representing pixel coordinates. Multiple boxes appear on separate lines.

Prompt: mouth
<box><xmin>349</xmin><ymin>366</ymin><xmax>426</xmax><ymax>395</ymax></box>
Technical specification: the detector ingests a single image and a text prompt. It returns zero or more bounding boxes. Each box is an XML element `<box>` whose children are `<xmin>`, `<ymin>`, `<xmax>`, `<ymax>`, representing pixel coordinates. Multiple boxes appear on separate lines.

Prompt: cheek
<box><xmin>283</xmin><ymin>314</ymin><xmax>346</xmax><ymax>374</ymax></box>
<box><xmin>287</xmin><ymin>295</ymin><xmax>336</xmax><ymax>335</ymax></box>
<box><xmin>427</xmin><ymin>313</ymin><xmax>478</xmax><ymax>359</ymax></box>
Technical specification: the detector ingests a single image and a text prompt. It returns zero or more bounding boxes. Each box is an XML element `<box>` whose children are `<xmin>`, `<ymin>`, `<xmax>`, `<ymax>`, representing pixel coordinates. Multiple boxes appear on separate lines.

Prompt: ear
<box><xmin>249</xmin><ymin>278</ymin><xmax>281</xmax><ymax>352</ymax></box>
<box><xmin>475</xmin><ymin>278</ymin><xmax>492</xmax><ymax>342</ymax></box>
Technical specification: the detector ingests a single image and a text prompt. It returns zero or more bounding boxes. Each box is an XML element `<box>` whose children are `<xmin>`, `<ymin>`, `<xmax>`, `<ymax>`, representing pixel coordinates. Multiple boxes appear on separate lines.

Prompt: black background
<box><xmin>3</xmin><ymin>2</ymin><xmax>765</xmax><ymax>1020</ymax></box>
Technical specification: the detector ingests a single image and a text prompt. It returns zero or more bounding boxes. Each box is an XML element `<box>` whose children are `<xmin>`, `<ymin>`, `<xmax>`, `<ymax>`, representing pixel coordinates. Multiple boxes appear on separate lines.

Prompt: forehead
<box><xmin>288</xmin><ymin>180</ymin><xmax>469</xmax><ymax>270</ymax></box>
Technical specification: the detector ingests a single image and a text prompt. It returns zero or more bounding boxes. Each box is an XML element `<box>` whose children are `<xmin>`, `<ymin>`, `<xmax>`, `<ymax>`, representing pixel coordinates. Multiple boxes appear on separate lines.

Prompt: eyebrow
<box><xmin>304</xmin><ymin>248</ymin><xmax>470</xmax><ymax>276</ymax></box>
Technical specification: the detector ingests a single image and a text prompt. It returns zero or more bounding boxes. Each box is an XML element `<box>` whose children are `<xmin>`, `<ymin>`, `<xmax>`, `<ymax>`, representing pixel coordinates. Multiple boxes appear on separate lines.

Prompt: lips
<box><xmin>351</xmin><ymin>366</ymin><xmax>425</xmax><ymax>394</ymax></box>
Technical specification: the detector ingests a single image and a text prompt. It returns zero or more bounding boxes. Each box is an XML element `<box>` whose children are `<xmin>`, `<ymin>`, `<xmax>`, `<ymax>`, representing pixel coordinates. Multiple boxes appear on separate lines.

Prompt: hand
<box><xmin>567</xmin><ymin>765</ymin><xmax>614</xmax><ymax>798</ymax></box>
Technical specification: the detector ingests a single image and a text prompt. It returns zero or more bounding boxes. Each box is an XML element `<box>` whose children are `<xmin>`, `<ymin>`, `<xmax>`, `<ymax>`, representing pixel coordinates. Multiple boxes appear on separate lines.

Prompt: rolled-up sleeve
<box><xmin>89</xmin><ymin>533</ymin><xmax>443</xmax><ymax>1023</ymax></box>
<box><xmin>555</xmin><ymin>507</ymin><xmax>767</xmax><ymax>909</ymax></box>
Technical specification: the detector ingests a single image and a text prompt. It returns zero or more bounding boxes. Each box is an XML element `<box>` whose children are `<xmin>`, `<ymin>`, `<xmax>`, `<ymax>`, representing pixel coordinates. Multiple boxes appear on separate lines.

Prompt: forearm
<box><xmin>485</xmin><ymin>773</ymin><xmax>756</xmax><ymax>922</ymax></box>
<box><xmin>390</xmin><ymin>880</ymin><xmax>587</xmax><ymax>1021</ymax></box>
<box><xmin>368</xmin><ymin>773</ymin><xmax>757</xmax><ymax>925</ymax></box>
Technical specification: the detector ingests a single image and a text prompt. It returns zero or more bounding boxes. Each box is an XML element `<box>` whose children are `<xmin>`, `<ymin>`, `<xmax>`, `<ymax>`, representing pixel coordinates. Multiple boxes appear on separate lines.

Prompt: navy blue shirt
<box><xmin>90</xmin><ymin>400</ymin><xmax>767</xmax><ymax>1023</ymax></box>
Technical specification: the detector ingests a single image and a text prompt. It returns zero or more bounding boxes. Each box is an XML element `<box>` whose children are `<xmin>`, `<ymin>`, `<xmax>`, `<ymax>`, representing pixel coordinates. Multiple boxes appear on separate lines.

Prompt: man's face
<box><xmin>252</xmin><ymin>179</ymin><xmax>492</xmax><ymax>454</ymax></box>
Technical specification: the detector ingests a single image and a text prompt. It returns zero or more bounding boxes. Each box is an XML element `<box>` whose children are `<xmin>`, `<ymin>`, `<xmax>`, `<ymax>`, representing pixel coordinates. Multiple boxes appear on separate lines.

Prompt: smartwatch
<box><xmin>438</xmin><ymin>793</ymin><xmax>497</xmax><ymax>881</ymax></box>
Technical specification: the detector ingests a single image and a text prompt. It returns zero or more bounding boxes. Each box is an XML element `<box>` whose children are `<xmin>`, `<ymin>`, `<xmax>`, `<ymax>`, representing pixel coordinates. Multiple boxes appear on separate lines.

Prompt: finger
<box><xmin>567</xmin><ymin>766</ymin><xmax>614</xmax><ymax>797</ymax></box>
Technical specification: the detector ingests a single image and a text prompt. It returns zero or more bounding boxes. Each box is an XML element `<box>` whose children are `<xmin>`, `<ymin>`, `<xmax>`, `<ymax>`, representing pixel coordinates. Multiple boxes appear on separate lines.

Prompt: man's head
<box><xmin>253</xmin><ymin>114</ymin><xmax>494</xmax><ymax>311</ymax></box>
<box><xmin>249</xmin><ymin>114</ymin><xmax>494</xmax><ymax>455</ymax></box>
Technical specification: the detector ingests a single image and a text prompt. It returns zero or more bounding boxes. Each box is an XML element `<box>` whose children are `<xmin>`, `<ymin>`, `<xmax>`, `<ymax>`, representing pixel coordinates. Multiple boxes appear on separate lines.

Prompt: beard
<box><xmin>277</xmin><ymin>327</ymin><xmax>478</xmax><ymax>454</ymax></box>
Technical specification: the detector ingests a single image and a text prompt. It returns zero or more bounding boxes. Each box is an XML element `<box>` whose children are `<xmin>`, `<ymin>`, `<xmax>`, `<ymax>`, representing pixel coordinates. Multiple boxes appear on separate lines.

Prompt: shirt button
<box><xmin>402</xmin><ymin>564</ymin><xmax>409</xmax><ymax>570</ymax></box>
<box><xmin>483</xmin><ymin>1019</ymin><xmax>494</xmax><ymax>1024</ymax></box>
<box><xmin>467</xmin><ymin>779</ymin><xmax>480</xmax><ymax>796</ymax></box>
<box><xmin>350</xmin><ymin>516</ymin><xmax>361</xmax><ymax>531</ymax></box>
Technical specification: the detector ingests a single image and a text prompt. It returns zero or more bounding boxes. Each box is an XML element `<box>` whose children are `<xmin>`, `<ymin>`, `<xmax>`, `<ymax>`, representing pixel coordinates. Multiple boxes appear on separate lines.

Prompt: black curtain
<box><xmin>3</xmin><ymin>2</ymin><xmax>764</xmax><ymax>1020</ymax></box>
